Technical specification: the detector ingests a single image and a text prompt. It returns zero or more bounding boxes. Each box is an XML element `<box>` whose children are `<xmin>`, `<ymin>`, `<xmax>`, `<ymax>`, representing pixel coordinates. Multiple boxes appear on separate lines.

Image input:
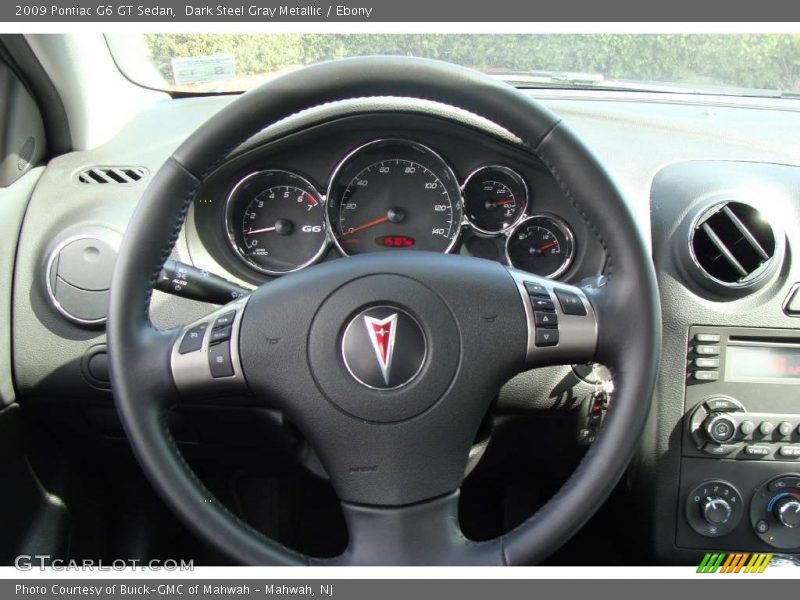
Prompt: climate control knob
<box><xmin>774</xmin><ymin>496</ymin><xmax>800</xmax><ymax>529</ymax></box>
<box><xmin>701</xmin><ymin>496</ymin><xmax>732</xmax><ymax>525</ymax></box>
<box><xmin>686</xmin><ymin>480</ymin><xmax>743</xmax><ymax>537</ymax></box>
<box><xmin>705</xmin><ymin>413</ymin><xmax>737</xmax><ymax>443</ymax></box>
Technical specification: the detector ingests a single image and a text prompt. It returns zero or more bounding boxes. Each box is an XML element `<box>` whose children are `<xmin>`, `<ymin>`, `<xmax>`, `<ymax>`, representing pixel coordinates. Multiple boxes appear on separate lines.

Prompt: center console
<box><xmin>678</xmin><ymin>326</ymin><xmax>800</xmax><ymax>552</ymax></box>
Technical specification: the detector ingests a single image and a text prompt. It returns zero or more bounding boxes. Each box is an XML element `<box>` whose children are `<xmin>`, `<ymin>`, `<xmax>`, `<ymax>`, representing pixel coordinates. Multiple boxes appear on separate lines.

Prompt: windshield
<box><xmin>106</xmin><ymin>34</ymin><xmax>800</xmax><ymax>98</ymax></box>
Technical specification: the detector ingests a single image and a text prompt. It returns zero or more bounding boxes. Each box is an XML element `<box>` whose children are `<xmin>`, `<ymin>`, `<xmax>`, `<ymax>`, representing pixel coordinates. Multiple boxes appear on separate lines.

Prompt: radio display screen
<box><xmin>726</xmin><ymin>344</ymin><xmax>800</xmax><ymax>383</ymax></box>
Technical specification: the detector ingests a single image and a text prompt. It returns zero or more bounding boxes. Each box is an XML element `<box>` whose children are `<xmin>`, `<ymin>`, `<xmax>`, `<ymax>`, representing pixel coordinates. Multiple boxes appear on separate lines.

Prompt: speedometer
<box><xmin>327</xmin><ymin>140</ymin><xmax>463</xmax><ymax>255</ymax></box>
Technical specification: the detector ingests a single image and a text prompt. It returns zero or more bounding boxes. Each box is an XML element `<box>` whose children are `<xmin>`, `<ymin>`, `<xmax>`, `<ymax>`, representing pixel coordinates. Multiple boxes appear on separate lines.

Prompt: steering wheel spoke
<box><xmin>170</xmin><ymin>297</ymin><xmax>250</xmax><ymax>396</ymax></box>
<box><xmin>508</xmin><ymin>269</ymin><xmax>599</xmax><ymax>368</ymax></box>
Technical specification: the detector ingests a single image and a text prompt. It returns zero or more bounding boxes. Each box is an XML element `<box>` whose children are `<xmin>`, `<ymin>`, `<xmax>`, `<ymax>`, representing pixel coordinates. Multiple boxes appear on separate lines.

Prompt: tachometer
<box><xmin>327</xmin><ymin>140</ymin><xmax>463</xmax><ymax>255</ymax></box>
<box><xmin>225</xmin><ymin>170</ymin><xmax>327</xmax><ymax>275</ymax></box>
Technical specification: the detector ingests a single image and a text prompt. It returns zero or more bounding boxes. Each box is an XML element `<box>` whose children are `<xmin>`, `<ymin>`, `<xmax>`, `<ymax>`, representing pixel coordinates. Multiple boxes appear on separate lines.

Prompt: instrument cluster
<box><xmin>224</xmin><ymin>138</ymin><xmax>575</xmax><ymax>279</ymax></box>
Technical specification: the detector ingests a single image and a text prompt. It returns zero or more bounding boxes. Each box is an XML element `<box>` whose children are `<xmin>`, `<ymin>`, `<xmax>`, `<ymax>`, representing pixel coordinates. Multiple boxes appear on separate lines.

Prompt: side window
<box><xmin>0</xmin><ymin>59</ymin><xmax>46</xmax><ymax>188</ymax></box>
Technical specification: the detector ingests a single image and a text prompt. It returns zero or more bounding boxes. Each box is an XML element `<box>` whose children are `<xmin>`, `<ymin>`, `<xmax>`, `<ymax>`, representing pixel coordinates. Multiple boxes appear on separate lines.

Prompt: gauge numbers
<box><xmin>505</xmin><ymin>215</ymin><xmax>575</xmax><ymax>279</ymax></box>
<box><xmin>226</xmin><ymin>170</ymin><xmax>327</xmax><ymax>275</ymax></box>
<box><xmin>328</xmin><ymin>140</ymin><xmax>463</xmax><ymax>256</ymax></box>
<box><xmin>463</xmin><ymin>166</ymin><xmax>528</xmax><ymax>235</ymax></box>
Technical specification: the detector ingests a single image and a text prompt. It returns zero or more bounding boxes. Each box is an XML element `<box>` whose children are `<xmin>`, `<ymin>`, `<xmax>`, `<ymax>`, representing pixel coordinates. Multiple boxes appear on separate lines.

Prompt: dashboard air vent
<box><xmin>76</xmin><ymin>166</ymin><xmax>148</xmax><ymax>185</ymax></box>
<box><xmin>689</xmin><ymin>201</ymin><xmax>776</xmax><ymax>287</ymax></box>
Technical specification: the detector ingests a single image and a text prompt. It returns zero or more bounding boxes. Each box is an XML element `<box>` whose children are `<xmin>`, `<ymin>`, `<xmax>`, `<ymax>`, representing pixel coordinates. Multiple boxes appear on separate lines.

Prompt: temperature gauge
<box><xmin>505</xmin><ymin>214</ymin><xmax>575</xmax><ymax>279</ymax></box>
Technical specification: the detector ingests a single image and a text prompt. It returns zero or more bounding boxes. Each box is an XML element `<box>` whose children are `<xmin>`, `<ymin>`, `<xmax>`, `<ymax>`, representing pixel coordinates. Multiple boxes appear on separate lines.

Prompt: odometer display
<box><xmin>327</xmin><ymin>140</ymin><xmax>463</xmax><ymax>255</ymax></box>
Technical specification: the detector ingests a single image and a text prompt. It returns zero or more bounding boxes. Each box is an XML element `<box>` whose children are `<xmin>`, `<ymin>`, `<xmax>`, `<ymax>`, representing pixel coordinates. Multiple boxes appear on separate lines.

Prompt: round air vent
<box><xmin>687</xmin><ymin>200</ymin><xmax>781</xmax><ymax>294</ymax></box>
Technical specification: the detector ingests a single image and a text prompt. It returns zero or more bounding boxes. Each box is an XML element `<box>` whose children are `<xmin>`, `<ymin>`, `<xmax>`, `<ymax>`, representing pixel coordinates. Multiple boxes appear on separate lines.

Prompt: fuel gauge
<box><xmin>463</xmin><ymin>166</ymin><xmax>527</xmax><ymax>235</ymax></box>
<box><xmin>506</xmin><ymin>214</ymin><xmax>575</xmax><ymax>279</ymax></box>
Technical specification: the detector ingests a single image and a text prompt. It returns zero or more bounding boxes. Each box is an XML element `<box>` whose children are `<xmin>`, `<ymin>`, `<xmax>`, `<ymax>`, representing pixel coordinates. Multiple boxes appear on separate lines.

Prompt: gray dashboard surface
<box><xmin>9</xmin><ymin>89</ymin><xmax>800</xmax><ymax>562</ymax></box>
<box><xmin>13</xmin><ymin>91</ymin><xmax>800</xmax><ymax>397</ymax></box>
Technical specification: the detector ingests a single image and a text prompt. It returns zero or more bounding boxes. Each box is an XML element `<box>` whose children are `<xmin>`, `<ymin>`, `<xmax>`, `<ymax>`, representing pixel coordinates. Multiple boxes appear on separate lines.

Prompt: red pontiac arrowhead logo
<box><xmin>364</xmin><ymin>313</ymin><xmax>398</xmax><ymax>386</ymax></box>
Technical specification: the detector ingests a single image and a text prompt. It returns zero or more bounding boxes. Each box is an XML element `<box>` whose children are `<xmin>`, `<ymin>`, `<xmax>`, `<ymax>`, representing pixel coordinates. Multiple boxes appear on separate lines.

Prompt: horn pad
<box><xmin>308</xmin><ymin>274</ymin><xmax>460</xmax><ymax>423</ymax></box>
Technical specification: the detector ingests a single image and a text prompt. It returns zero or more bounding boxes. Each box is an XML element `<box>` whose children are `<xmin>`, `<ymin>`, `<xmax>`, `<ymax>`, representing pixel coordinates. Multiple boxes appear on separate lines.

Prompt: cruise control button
<box><xmin>696</xmin><ymin>345</ymin><xmax>721</xmax><ymax>355</ymax></box>
<box><xmin>693</xmin><ymin>370</ymin><xmax>719</xmax><ymax>381</ymax></box>
<box><xmin>524</xmin><ymin>282</ymin><xmax>549</xmax><ymax>297</ymax></box>
<box><xmin>535</xmin><ymin>328</ymin><xmax>559</xmax><ymax>347</ymax></box>
<box><xmin>744</xmin><ymin>445</ymin><xmax>771</xmax><ymax>456</ymax></box>
<box><xmin>209</xmin><ymin>325</ymin><xmax>232</xmax><ymax>345</ymax></box>
<box><xmin>208</xmin><ymin>340</ymin><xmax>234</xmax><ymax>378</ymax></box>
<box><xmin>534</xmin><ymin>311</ymin><xmax>558</xmax><ymax>327</ymax></box>
<box><xmin>530</xmin><ymin>297</ymin><xmax>555</xmax><ymax>312</ymax></box>
<box><xmin>213</xmin><ymin>311</ymin><xmax>237</xmax><ymax>329</ymax></box>
<box><xmin>779</xmin><ymin>446</ymin><xmax>800</xmax><ymax>458</ymax></box>
<box><xmin>695</xmin><ymin>333</ymin><xmax>721</xmax><ymax>343</ymax></box>
<box><xmin>554</xmin><ymin>289</ymin><xmax>587</xmax><ymax>316</ymax></box>
<box><xmin>178</xmin><ymin>323</ymin><xmax>207</xmax><ymax>354</ymax></box>
<box><xmin>694</xmin><ymin>357</ymin><xmax>719</xmax><ymax>368</ymax></box>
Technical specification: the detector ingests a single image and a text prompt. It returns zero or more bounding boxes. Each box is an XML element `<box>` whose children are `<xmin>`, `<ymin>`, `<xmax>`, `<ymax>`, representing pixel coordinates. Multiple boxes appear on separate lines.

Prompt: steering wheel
<box><xmin>107</xmin><ymin>57</ymin><xmax>660</xmax><ymax>565</ymax></box>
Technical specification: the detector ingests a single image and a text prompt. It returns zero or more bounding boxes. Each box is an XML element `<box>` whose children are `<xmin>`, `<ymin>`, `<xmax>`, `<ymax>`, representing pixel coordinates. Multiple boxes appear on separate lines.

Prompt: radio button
<box><xmin>706</xmin><ymin>414</ymin><xmax>737</xmax><ymax>443</ymax></box>
<box><xmin>702</xmin><ymin>442</ymin><xmax>739</xmax><ymax>456</ymax></box>
<box><xmin>694</xmin><ymin>357</ymin><xmax>719</xmax><ymax>368</ymax></box>
<box><xmin>703</xmin><ymin>397</ymin><xmax>744</xmax><ymax>412</ymax></box>
<box><xmin>759</xmin><ymin>421</ymin><xmax>774</xmax><ymax>436</ymax></box>
<box><xmin>696</xmin><ymin>345</ymin><xmax>721</xmax><ymax>356</ymax></box>
<box><xmin>744</xmin><ymin>445</ymin><xmax>771</xmax><ymax>456</ymax></box>
<box><xmin>693</xmin><ymin>370</ymin><xmax>719</xmax><ymax>382</ymax></box>
<box><xmin>740</xmin><ymin>420</ymin><xmax>755</xmax><ymax>436</ymax></box>
<box><xmin>778</xmin><ymin>422</ymin><xmax>794</xmax><ymax>438</ymax></box>
<box><xmin>779</xmin><ymin>446</ymin><xmax>800</xmax><ymax>458</ymax></box>
<box><xmin>695</xmin><ymin>333</ymin><xmax>721</xmax><ymax>343</ymax></box>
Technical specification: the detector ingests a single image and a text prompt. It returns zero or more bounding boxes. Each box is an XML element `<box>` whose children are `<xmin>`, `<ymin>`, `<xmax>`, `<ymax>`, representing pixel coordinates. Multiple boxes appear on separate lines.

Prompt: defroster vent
<box><xmin>76</xmin><ymin>166</ymin><xmax>148</xmax><ymax>185</ymax></box>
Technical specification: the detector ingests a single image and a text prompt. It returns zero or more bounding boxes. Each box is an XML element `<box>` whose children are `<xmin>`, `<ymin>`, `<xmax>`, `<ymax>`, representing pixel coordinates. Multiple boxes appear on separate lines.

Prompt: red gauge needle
<box><xmin>344</xmin><ymin>215</ymin><xmax>390</xmax><ymax>235</ymax></box>
<box><xmin>244</xmin><ymin>226</ymin><xmax>276</xmax><ymax>235</ymax></box>
<box><xmin>539</xmin><ymin>241</ymin><xmax>558</xmax><ymax>251</ymax></box>
<box><xmin>495</xmin><ymin>199</ymin><xmax>515</xmax><ymax>206</ymax></box>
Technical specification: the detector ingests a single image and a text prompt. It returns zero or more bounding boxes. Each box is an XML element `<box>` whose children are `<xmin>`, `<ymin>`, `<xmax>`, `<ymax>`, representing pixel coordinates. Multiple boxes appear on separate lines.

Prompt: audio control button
<box><xmin>706</xmin><ymin>414</ymin><xmax>737</xmax><ymax>443</ymax></box>
<box><xmin>696</xmin><ymin>345</ymin><xmax>721</xmax><ymax>355</ymax></box>
<box><xmin>695</xmin><ymin>333</ymin><xmax>721</xmax><ymax>343</ymax></box>
<box><xmin>779</xmin><ymin>446</ymin><xmax>800</xmax><ymax>458</ymax></box>
<box><xmin>740</xmin><ymin>420</ymin><xmax>755</xmax><ymax>436</ymax></box>
<box><xmin>703</xmin><ymin>397</ymin><xmax>744</xmax><ymax>413</ymax></box>
<box><xmin>745</xmin><ymin>445</ymin><xmax>771</xmax><ymax>456</ymax></box>
<box><xmin>694</xmin><ymin>357</ymin><xmax>719</xmax><ymax>368</ymax></box>
<box><xmin>778</xmin><ymin>422</ymin><xmax>794</xmax><ymax>437</ymax></box>
<box><xmin>759</xmin><ymin>422</ymin><xmax>774</xmax><ymax>436</ymax></box>
<box><xmin>702</xmin><ymin>442</ymin><xmax>738</xmax><ymax>456</ymax></box>
<box><xmin>693</xmin><ymin>370</ymin><xmax>719</xmax><ymax>381</ymax></box>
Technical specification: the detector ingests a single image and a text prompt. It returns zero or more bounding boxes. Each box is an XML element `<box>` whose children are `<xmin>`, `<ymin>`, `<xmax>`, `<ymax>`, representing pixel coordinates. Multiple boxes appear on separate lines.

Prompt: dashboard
<box><xmin>188</xmin><ymin>112</ymin><xmax>606</xmax><ymax>287</ymax></box>
<box><xmin>10</xmin><ymin>88</ymin><xmax>800</xmax><ymax>564</ymax></box>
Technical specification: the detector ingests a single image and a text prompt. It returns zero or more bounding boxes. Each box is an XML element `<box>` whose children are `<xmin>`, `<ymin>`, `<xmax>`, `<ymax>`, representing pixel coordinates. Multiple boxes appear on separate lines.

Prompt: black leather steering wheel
<box><xmin>107</xmin><ymin>57</ymin><xmax>660</xmax><ymax>565</ymax></box>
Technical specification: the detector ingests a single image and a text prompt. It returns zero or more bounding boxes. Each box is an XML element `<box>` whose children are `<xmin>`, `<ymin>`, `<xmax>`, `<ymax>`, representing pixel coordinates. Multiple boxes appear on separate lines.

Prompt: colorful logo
<box><xmin>697</xmin><ymin>552</ymin><xmax>773</xmax><ymax>573</ymax></box>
